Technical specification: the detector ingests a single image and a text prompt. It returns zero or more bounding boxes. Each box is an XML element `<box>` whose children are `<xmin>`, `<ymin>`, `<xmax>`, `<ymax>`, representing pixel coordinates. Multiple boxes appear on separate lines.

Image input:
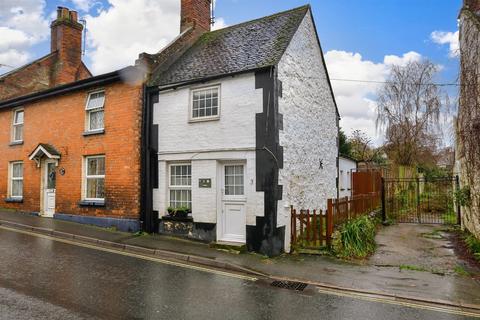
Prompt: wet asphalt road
<box><xmin>0</xmin><ymin>227</ymin><xmax>477</xmax><ymax>320</ymax></box>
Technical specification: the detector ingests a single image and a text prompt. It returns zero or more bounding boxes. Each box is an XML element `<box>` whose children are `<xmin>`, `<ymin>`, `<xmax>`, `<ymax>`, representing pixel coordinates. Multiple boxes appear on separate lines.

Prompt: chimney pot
<box><xmin>70</xmin><ymin>11</ymin><xmax>78</xmax><ymax>22</ymax></box>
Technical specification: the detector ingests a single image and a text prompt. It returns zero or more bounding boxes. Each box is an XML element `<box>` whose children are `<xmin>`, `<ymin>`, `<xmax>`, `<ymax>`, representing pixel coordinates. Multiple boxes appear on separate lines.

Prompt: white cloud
<box><xmin>384</xmin><ymin>51</ymin><xmax>422</xmax><ymax>66</ymax></box>
<box><xmin>85</xmin><ymin>0</ymin><xmax>181</xmax><ymax>74</ymax></box>
<box><xmin>71</xmin><ymin>0</ymin><xmax>97</xmax><ymax>12</ymax></box>
<box><xmin>431</xmin><ymin>30</ymin><xmax>459</xmax><ymax>58</ymax></box>
<box><xmin>325</xmin><ymin>50</ymin><xmax>423</xmax><ymax>144</ymax></box>
<box><xmin>212</xmin><ymin>17</ymin><xmax>228</xmax><ymax>30</ymax></box>
<box><xmin>0</xmin><ymin>0</ymin><xmax>49</xmax><ymax>74</ymax></box>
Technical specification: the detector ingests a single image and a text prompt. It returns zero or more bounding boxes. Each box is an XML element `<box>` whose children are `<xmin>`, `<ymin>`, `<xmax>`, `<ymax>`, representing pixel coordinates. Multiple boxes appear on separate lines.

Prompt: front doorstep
<box><xmin>158</xmin><ymin>216</ymin><xmax>216</xmax><ymax>243</ymax></box>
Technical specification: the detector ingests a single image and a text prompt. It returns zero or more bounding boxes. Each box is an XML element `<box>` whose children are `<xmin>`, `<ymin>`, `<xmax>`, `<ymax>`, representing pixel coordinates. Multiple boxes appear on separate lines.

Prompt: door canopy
<box><xmin>29</xmin><ymin>143</ymin><xmax>61</xmax><ymax>167</ymax></box>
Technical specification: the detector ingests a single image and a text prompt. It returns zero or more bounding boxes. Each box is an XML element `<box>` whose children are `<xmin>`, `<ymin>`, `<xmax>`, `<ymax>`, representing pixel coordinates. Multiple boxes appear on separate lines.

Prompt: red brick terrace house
<box><xmin>0</xmin><ymin>7</ymin><xmax>146</xmax><ymax>230</ymax></box>
<box><xmin>0</xmin><ymin>2</ymin><xmax>213</xmax><ymax>231</ymax></box>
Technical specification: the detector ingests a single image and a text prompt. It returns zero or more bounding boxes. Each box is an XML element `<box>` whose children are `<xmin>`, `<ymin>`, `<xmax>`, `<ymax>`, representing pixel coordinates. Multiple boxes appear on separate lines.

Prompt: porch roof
<box><xmin>28</xmin><ymin>143</ymin><xmax>61</xmax><ymax>161</ymax></box>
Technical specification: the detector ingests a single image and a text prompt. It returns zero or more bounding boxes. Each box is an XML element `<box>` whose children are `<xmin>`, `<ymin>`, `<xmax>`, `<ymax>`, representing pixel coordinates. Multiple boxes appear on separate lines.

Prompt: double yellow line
<box><xmin>1</xmin><ymin>225</ymin><xmax>479</xmax><ymax>318</ymax></box>
<box><xmin>315</xmin><ymin>287</ymin><xmax>480</xmax><ymax>318</ymax></box>
<box><xmin>0</xmin><ymin>225</ymin><xmax>257</xmax><ymax>282</ymax></box>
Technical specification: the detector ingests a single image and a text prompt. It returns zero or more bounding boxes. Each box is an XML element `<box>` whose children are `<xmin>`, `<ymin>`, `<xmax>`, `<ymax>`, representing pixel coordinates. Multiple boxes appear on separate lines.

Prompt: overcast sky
<box><xmin>0</xmin><ymin>0</ymin><xmax>461</xmax><ymax>144</ymax></box>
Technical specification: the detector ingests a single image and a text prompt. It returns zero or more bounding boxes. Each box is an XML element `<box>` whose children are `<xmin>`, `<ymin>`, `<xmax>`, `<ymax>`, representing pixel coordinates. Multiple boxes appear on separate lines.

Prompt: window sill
<box><xmin>188</xmin><ymin>117</ymin><xmax>220</xmax><ymax>124</ymax></box>
<box><xmin>78</xmin><ymin>200</ymin><xmax>105</xmax><ymax>207</ymax></box>
<box><xmin>5</xmin><ymin>197</ymin><xmax>23</xmax><ymax>203</ymax></box>
<box><xmin>83</xmin><ymin>129</ymin><xmax>105</xmax><ymax>137</ymax></box>
<box><xmin>9</xmin><ymin>141</ymin><xmax>23</xmax><ymax>146</ymax></box>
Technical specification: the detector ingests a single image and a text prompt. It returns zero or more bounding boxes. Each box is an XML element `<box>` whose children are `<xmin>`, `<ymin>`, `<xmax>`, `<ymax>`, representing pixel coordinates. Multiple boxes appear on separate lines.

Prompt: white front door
<box><xmin>43</xmin><ymin>160</ymin><xmax>56</xmax><ymax>217</ymax></box>
<box><xmin>219</xmin><ymin>164</ymin><xmax>246</xmax><ymax>243</ymax></box>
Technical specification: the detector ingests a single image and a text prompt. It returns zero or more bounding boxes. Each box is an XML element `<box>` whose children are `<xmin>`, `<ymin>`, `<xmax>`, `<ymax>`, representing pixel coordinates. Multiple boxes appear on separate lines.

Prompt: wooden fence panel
<box><xmin>290</xmin><ymin>191</ymin><xmax>381</xmax><ymax>251</ymax></box>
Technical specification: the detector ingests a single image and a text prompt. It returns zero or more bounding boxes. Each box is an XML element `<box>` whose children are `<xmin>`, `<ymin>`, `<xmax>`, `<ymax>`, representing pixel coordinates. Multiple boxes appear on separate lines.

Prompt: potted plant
<box><xmin>167</xmin><ymin>206</ymin><xmax>192</xmax><ymax>218</ymax></box>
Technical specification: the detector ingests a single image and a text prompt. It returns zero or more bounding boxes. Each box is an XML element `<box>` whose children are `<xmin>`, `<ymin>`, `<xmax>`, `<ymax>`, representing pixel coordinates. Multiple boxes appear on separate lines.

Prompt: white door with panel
<box><xmin>43</xmin><ymin>160</ymin><xmax>56</xmax><ymax>217</ymax></box>
<box><xmin>219</xmin><ymin>164</ymin><xmax>246</xmax><ymax>243</ymax></box>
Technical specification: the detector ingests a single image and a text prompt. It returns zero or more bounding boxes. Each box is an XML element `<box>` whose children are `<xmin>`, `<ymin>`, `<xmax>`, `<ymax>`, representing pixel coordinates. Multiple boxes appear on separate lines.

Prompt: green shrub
<box><xmin>465</xmin><ymin>234</ymin><xmax>480</xmax><ymax>261</ymax></box>
<box><xmin>455</xmin><ymin>186</ymin><xmax>471</xmax><ymax>207</ymax></box>
<box><xmin>334</xmin><ymin>215</ymin><xmax>377</xmax><ymax>259</ymax></box>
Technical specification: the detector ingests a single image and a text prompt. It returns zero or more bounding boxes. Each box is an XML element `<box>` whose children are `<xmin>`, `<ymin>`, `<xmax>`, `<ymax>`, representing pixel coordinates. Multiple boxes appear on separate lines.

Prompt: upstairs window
<box><xmin>12</xmin><ymin>109</ymin><xmax>24</xmax><ymax>142</ymax></box>
<box><xmin>86</xmin><ymin>91</ymin><xmax>105</xmax><ymax>131</ymax></box>
<box><xmin>9</xmin><ymin>161</ymin><xmax>23</xmax><ymax>198</ymax></box>
<box><xmin>191</xmin><ymin>86</ymin><xmax>220</xmax><ymax>120</ymax></box>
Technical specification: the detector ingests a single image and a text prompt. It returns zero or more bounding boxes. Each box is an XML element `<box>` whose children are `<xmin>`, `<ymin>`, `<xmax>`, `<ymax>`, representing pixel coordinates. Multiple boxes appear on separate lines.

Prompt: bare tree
<box><xmin>376</xmin><ymin>60</ymin><xmax>445</xmax><ymax>166</ymax></box>
<box><xmin>349</xmin><ymin>130</ymin><xmax>384</xmax><ymax>165</ymax></box>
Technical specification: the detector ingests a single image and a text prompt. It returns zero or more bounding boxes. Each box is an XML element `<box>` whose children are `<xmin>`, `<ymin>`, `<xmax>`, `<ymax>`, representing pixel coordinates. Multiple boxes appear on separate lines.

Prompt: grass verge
<box><xmin>399</xmin><ymin>264</ymin><xmax>428</xmax><ymax>272</ymax></box>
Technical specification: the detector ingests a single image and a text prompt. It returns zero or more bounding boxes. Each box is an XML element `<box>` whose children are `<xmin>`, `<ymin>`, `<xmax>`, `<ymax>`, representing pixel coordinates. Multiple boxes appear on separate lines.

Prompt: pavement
<box><xmin>0</xmin><ymin>225</ymin><xmax>478</xmax><ymax>320</ymax></box>
<box><xmin>0</xmin><ymin>210</ymin><xmax>479</xmax><ymax>312</ymax></box>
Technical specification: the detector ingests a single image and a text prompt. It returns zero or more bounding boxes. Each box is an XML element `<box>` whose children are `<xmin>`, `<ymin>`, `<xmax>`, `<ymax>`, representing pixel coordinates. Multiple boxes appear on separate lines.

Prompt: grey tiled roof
<box><xmin>150</xmin><ymin>5</ymin><xmax>309</xmax><ymax>86</ymax></box>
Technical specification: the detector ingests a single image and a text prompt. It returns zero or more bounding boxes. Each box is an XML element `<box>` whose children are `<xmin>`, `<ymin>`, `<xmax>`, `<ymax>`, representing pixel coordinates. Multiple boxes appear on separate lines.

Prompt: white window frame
<box><xmin>189</xmin><ymin>85</ymin><xmax>221</xmax><ymax>122</ymax></box>
<box><xmin>85</xmin><ymin>90</ymin><xmax>105</xmax><ymax>132</ymax></box>
<box><xmin>84</xmin><ymin>155</ymin><xmax>106</xmax><ymax>201</ymax></box>
<box><xmin>223</xmin><ymin>163</ymin><xmax>246</xmax><ymax>199</ymax></box>
<box><xmin>12</xmin><ymin>108</ymin><xmax>24</xmax><ymax>142</ymax></box>
<box><xmin>9</xmin><ymin>161</ymin><xmax>23</xmax><ymax>199</ymax></box>
<box><xmin>168</xmin><ymin>163</ymin><xmax>192</xmax><ymax>209</ymax></box>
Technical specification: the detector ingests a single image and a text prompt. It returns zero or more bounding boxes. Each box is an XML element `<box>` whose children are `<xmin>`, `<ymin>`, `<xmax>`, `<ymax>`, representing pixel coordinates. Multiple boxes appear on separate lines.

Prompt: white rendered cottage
<box><xmin>143</xmin><ymin>3</ymin><xmax>339</xmax><ymax>256</ymax></box>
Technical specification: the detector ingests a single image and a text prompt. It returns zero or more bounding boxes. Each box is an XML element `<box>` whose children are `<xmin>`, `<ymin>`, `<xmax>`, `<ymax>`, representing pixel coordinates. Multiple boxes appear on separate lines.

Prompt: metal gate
<box><xmin>382</xmin><ymin>177</ymin><xmax>460</xmax><ymax>224</ymax></box>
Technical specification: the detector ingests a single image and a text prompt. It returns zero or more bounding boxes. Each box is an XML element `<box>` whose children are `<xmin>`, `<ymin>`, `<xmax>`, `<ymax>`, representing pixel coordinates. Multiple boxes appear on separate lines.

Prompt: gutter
<box><xmin>0</xmin><ymin>68</ymin><xmax>132</xmax><ymax>110</ymax></box>
<box><xmin>155</xmin><ymin>66</ymin><xmax>272</xmax><ymax>92</ymax></box>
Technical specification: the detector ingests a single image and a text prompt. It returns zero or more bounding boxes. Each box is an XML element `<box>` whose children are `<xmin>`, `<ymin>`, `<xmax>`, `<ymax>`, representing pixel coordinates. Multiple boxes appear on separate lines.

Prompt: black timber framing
<box><xmin>246</xmin><ymin>67</ymin><xmax>285</xmax><ymax>257</ymax></box>
<box><xmin>141</xmin><ymin>86</ymin><xmax>159</xmax><ymax>233</ymax></box>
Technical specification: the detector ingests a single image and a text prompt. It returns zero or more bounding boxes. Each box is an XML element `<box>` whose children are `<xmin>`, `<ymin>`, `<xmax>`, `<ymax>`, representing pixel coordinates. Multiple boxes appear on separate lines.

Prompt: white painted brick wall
<box><xmin>154</xmin><ymin>73</ymin><xmax>263</xmax><ymax>153</ymax></box>
<box><xmin>277</xmin><ymin>11</ymin><xmax>339</xmax><ymax>251</ymax></box>
<box><xmin>152</xmin><ymin>74</ymin><xmax>265</xmax><ymax>228</ymax></box>
<box><xmin>339</xmin><ymin>157</ymin><xmax>357</xmax><ymax>198</ymax></box>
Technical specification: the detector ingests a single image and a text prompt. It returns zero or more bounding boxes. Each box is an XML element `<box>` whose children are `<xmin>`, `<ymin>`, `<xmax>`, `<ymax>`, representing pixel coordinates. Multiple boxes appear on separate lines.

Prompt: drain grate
<box><xmin>270</xmin><ymin>280</ymin><xmax>308</xmax><ymax>291</ymax></box>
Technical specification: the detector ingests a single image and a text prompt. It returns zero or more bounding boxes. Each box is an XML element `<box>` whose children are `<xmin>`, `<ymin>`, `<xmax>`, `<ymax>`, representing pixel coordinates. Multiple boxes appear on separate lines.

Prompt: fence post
<box><xmin>290</xmin><ymin>206</ymin><xmax>294</xmax><ymax>251</ymax></box>
<box><xmin>416</xmin><ymin>177</ymin><xmax>420</xmax><ymax>222</ymax></box>
<box><xmin>381</xmin><ymin>177</ymin><xmax>386</xmax><ymax>223</ymax></box>
<box><xmin>455</xmin><ymin>175</ymin><xmax>461</xmax><ymax>225</ymax></box>
<box><xmin>327</xmin><ymin>199</ymin><xmax>334</xmax><ymax>248</ymax></box>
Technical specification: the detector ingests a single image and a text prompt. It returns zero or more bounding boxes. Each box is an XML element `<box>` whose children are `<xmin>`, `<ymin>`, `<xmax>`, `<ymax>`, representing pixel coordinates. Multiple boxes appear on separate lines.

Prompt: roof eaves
<box><xmin>0</xmin><ymin>67</ymin><xmax>131</xmax><ymax>110</ymax></box>
<box><xmin>156</xmin><ymin>66</ymin><xmax>274</xmax><ymax>91</ymax></box>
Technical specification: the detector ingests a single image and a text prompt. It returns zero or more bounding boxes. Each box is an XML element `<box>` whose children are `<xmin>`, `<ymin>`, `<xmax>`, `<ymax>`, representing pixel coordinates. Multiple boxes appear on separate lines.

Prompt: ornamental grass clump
<box><xmin>334</xmin><ymin>215</ymin><xmax>377</xmax><ymax>259</ymax></box>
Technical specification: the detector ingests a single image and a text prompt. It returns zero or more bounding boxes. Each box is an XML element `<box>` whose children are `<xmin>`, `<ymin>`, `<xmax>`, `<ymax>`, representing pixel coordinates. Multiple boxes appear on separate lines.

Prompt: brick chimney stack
<box><xmin>180</xmin><ymin>0</ymin><xmax>212</xmax><ymax>33</ymax></box>
<box><xmin>50</xmin><ymin>6</ymin><xmax>84</xmax><ymax>84</ymax></box>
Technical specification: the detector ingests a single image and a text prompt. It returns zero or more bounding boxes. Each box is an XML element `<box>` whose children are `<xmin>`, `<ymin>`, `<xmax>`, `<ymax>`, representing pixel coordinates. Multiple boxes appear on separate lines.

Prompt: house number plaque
<box><xmin>199</xmin><ymin>179</ymin><xmax>212</xmax><ymax>188</ymax></box>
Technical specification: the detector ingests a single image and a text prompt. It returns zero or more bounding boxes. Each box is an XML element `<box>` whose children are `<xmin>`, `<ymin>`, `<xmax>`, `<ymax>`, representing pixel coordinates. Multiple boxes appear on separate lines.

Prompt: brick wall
<box><xmin>0</xmin><ymin>7</ymin><xmax>91</xmax><ymax>102</ymax></box>
<box><xmin>0</xmin><ymin>81</ymin><xmax>143</xmax><ymax>219</ymax></box>
<box><xmin>181</xmin><ymin>0</ymin><xmax>211</xmax><ymax>33</ymax></box>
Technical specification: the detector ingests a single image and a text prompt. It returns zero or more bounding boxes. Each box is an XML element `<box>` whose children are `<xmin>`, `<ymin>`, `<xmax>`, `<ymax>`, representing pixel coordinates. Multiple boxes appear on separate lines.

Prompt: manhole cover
<box><xmin>270</xmin><ymin>280</ymin><xmax>308</xmax><ymax>291</ymax></box>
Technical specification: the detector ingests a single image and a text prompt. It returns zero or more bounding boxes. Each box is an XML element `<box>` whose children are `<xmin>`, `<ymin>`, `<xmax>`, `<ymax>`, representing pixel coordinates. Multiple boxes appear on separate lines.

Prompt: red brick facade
<box><xmin>0</xmin><ymin>7</ymin><xmax>91</xmax><ymax>101</ymax></box>
<box><xmin>0</xmin><ymin>80</ymin><xmax>143</xmax><ymax>221</ymax></box>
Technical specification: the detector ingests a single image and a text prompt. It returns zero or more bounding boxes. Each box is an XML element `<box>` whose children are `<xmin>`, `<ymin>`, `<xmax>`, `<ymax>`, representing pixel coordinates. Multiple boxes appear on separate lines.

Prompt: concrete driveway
<box><xmin>370</xmin><ymin>223</ymin><xmax>480</xmax><ymax>276</ymax></box>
